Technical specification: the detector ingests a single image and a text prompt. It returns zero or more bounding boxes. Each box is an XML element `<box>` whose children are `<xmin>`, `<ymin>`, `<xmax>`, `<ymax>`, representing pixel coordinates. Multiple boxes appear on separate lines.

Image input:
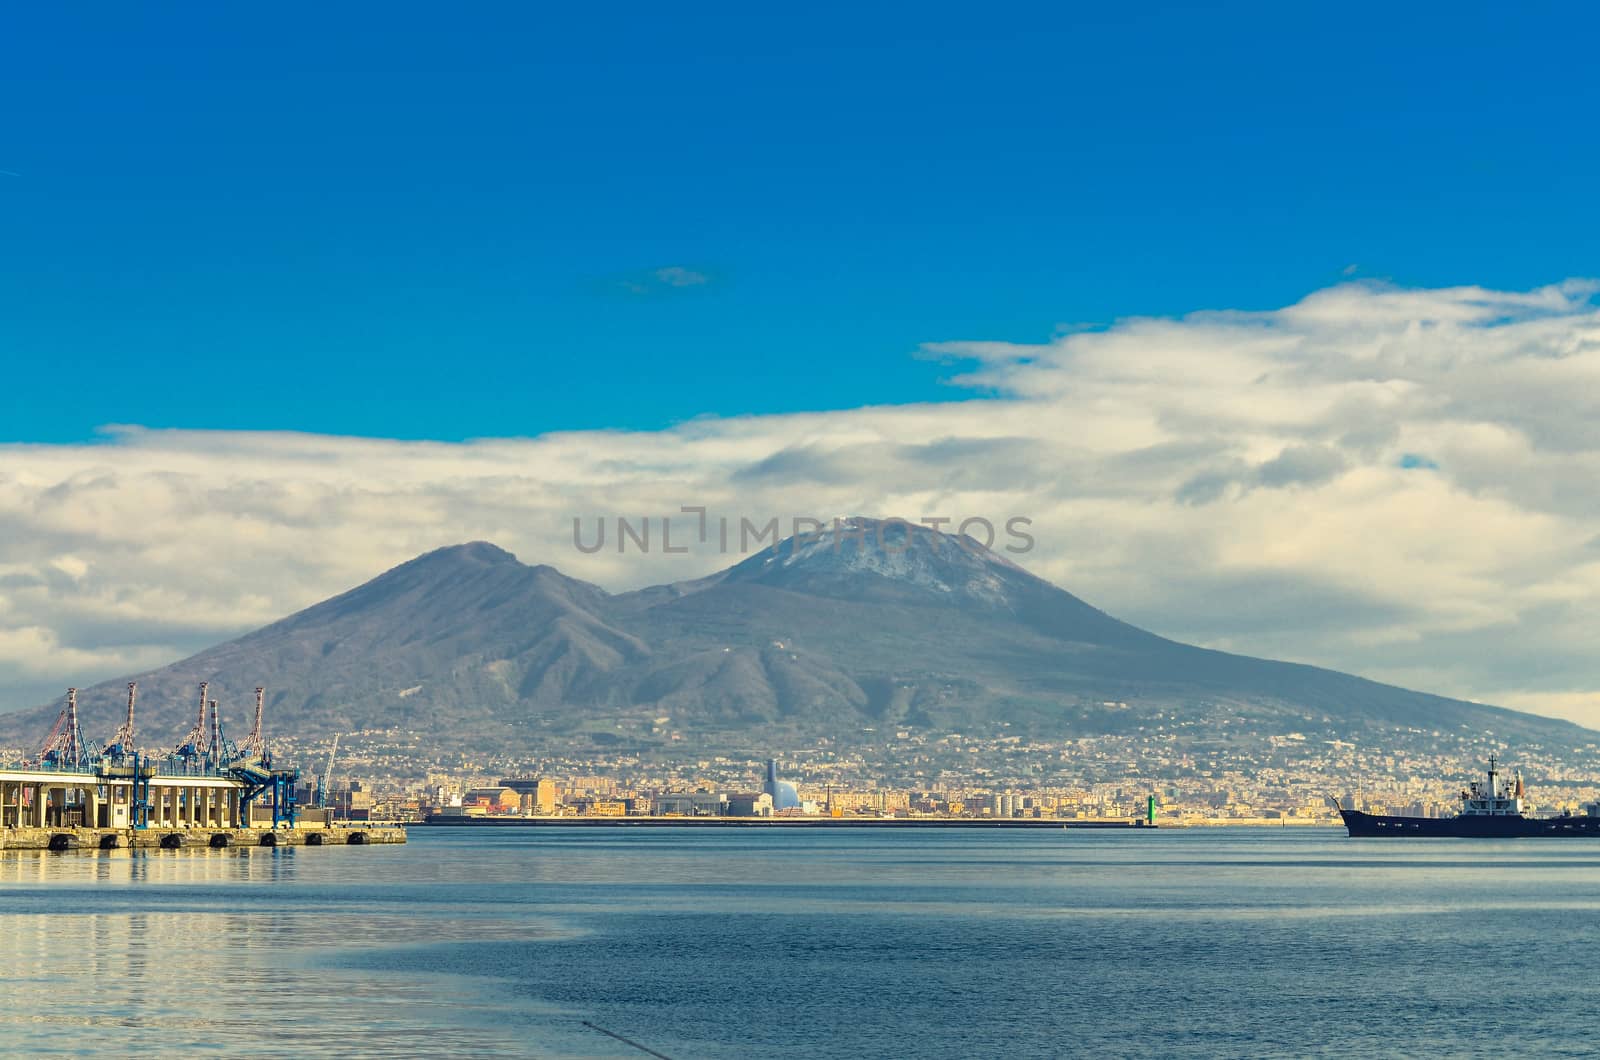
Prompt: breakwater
<box><xmin>424</xmin><ymin>815</ymin><xmax>1148</xmax><ymax>829</ymax></box>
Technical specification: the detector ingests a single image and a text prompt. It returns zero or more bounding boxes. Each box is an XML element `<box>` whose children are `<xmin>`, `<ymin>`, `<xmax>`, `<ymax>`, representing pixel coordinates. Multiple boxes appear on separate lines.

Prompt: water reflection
<box><xmin>7</xmin><ymin>829</ymin><xmax>1600</xmax><ymax>1058</ymax></box>
<box><xmin>0</xmin><ymin>844</ymin><xmax>558</xmax><ymax>1058</ymax></box>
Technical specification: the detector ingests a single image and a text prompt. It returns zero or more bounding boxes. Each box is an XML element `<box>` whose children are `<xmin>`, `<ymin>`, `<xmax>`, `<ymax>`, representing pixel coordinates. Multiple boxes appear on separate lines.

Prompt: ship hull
<box><xmin>1340</xmin><ymin>808</ymin><xmax>1600</xmax><ymax>838</ymax></box>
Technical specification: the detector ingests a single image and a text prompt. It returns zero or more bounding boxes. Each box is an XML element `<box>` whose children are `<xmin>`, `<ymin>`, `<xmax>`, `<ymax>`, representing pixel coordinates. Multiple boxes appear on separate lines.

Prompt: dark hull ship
<box><xmin>1340</xmin><ymin>757</ymin><xmax>1600</xmax><ymax>837</ymax></box>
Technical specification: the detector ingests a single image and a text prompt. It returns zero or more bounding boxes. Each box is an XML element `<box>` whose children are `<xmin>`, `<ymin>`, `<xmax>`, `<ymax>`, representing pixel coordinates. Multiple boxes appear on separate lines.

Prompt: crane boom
<box><xmin>318</xmin><ymin>734</ymin><xmax>340</xmax><ymax>808</ymax></box>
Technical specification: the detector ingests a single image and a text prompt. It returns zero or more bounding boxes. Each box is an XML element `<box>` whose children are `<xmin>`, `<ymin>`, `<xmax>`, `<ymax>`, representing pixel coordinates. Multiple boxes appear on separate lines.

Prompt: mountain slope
<box><xmin>0</xmin><ymin>542</ymin><xmax>647</xmax><ymax>751</ymax></box>
<box><xmin>0</xmin><ymin>520</ymin><xmax>1584</xmax><ymax>754</ymax></box>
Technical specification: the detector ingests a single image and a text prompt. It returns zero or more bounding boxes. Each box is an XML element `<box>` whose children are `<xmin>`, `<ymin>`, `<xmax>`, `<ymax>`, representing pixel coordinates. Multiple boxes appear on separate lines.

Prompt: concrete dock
<box><xmin>1</xmin><ymin>822</ymin><xmax>406</xmax><ymax>851</ymax></box>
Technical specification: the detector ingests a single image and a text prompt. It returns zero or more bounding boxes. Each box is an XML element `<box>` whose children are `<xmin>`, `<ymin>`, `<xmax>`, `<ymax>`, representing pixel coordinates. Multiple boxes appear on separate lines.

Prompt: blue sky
<box><xmin>4</xmin><ymin>2</ymin><xmax>1597</xmax><ymax>442</ymax></box>
<box><xmin>4</xmin><ymin>5</ymin><xmax>1600</xmax><ymax>725</ymax></box>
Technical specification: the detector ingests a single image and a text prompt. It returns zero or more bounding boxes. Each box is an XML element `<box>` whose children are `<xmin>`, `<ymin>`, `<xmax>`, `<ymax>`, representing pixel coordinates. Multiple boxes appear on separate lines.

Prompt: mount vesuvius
<box><xmin>0</xmin><ymin>519</ymin><xmax>1584</xmax><ymax>754</ymax></box>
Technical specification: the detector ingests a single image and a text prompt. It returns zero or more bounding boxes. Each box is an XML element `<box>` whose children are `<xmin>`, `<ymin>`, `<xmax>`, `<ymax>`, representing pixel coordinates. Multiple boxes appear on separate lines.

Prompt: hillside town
<box><xmin>237</xmin><ymin>719</ymin><xmax>1600</xmax><ymax>825</ymax></box>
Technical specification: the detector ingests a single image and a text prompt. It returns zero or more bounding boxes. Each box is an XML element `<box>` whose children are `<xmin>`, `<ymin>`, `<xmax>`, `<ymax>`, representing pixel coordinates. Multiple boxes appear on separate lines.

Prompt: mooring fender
<box><xmin>259</xmin><ymin>831</ymin><xmax>277</xmax><ymax>847</ymax></box>
<box><xmin>346</xmin><ymin>831</ymin><xmax>368</xmax><ymax>845</ymax></box>
<box><xmin>48</xmin><ymin>833</ymin><xmax>74</xmax><ymax>851</ymax></box>
<box><xmin>99</xmin><ymin>834</ymin><xmax>119</xmax><ymax>849</ymax></box>
<box><xmin>159</xmin><ymin>833</ymin><xmax>183</xmax><ymax>849</ymax></box>
<box><xmin>209</xmin><ymin>833</ymin><xmax>230</xmax><ymax>848</ymax></box>
<box><xmin>304</xmin><ymin>831</ymin><xmax>324</xmax><ymax>845</ymax></box>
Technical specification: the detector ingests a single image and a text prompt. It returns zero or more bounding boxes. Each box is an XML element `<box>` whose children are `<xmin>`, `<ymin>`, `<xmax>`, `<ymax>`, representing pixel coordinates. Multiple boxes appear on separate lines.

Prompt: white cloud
<box><xmin>613</xmin><ymin>264</ymin><xmax>713</xmax><ymax>295</ymax></box>
<box><xmin>0</xmin><ymin>626</ymin><xmax>175</xmax><ymax>679</ymax></box>
<box><xmin>651</xmin><ymin>265</ymin><xmax>708</xmax><ymax>288</ymax></box>
<box><xmin>2</xmin><ymin>280</ymin><xmax>1600</xmax><ymax>727</ymax></box>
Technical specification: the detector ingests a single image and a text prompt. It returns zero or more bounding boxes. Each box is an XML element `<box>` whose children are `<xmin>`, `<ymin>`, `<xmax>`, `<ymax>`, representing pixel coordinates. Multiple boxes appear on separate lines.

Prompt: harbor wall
<box><xmin>1</xmin><ymin>823</ymin><xmax>405</xmax><ymax>851</ymax></box>
<box><xmin>424</xmin><ymin>815</ymin><xmax>1147</xmax><ymax>829</ymax></box>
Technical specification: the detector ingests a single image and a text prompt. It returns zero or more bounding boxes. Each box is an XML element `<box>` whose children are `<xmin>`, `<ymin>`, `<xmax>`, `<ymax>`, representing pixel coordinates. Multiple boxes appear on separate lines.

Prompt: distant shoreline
<box><xmin>423</xmin><ymin>815</ymin><xmax>1151</xmax><ymax>829</ymax></box>
<box><xmin>420</xmin><ymin>815</ymin><xmax>1343</xmax><ymax>829</ymax></box>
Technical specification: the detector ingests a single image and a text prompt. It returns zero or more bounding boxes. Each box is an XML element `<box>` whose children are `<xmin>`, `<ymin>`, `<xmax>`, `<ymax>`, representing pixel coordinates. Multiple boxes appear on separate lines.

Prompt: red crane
<box><xmin>239</xmin><ymin>686</ymin><xmax>267</xmax><ymax>760</ymax></box>
<box><xmin>172</xmin><ymin>682</ymin><xmax>210</xmax><ymax>760</ymax></box>
<box><xmin>105</xmin><ymin>682</ymin><xmax>138</xmax><ymax>758</ymax></box>
<box><xmin>38</xmin><ymin>688</ymin><xmax>90</xmax><ymax>769</ymax></box>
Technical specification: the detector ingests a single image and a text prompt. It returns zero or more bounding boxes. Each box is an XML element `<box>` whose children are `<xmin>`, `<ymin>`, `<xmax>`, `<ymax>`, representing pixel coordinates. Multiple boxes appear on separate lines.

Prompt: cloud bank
<box><xmin>4</xmin><ymin>280</ymin><xmax>1600</xmax><ymax>727</ymax></box>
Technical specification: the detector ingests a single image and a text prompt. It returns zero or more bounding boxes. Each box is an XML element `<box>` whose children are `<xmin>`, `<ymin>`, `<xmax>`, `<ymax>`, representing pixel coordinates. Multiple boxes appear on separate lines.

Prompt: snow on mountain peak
<box><xmin>741</xmin><ymin>516</ymin><xmax>1030</xmax><ymax>604</ymax></box>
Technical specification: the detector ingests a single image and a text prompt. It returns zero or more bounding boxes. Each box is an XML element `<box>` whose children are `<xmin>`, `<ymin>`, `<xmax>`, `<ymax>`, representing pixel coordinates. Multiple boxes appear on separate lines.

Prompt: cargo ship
<box><xmin>1339</xmin><ymin>756</ymin><xmax>1600</xmax><ymax>837</ymax></box>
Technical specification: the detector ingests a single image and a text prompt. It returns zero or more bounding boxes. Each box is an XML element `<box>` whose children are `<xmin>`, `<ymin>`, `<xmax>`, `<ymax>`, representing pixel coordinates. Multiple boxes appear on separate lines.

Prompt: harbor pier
<box><xmin>1</xmin><ymin>766</ymin><xmax>247</xmax><ymax>831</ymax></box>
<box><xmin>2</xmin><ymin>684</ymin><xmax>405</xmax><ymax>852</ymax></box>
<box><xmin>0</xmin><ymin>764</ymin><xmax>405</xmax><ymax>850</ymax></box>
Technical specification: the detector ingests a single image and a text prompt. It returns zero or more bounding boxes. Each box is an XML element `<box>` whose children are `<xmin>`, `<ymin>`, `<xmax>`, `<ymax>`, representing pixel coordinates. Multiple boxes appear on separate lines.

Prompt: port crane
<box><xmin>102</xmin><ymin>683</ymin><xmax>138</xmax><ymax>763</ymax></box>
<box><xmin>28</xmin><ymin>681</ymin><xmax>302</xmax><ymax>830</ymax></box>
<box><xmin>171</xmin><ymin>683</ymin><xmax>211</xmax><ymax>766</ymax></box>
<box><xmin>316</xmin><ymin>733</ymin><xmax>340</xmax><ymax>809</ymax></box>
<box><xmin>238</xmin><ymin>687</ymin><xmax>267</xmax><ymax>761</ymax></box>
<box><xmin>36</xmin><ymin>688</ymin><xmax>89</xmax><ymax>770</ymax></box>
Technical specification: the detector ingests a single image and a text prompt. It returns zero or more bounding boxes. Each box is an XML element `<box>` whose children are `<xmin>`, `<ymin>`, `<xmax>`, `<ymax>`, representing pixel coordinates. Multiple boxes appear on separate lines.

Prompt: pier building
<box><xmin>1</xmin><ymin>764</ymin><xmax>249</xmax><ymax>830</ymax></box>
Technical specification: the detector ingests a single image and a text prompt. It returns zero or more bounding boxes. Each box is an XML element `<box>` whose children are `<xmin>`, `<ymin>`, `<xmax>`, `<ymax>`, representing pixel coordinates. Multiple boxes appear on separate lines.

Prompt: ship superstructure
<box><xmin>1459</xmin><ymin>755</ymin><xmax>1526</xmax><ymax>817</ymax></box>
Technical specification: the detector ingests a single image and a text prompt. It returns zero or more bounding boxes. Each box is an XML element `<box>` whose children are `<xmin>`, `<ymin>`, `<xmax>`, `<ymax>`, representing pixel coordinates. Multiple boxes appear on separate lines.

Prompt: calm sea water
<box><xmin>4</xmin><ymin>826</ymin><xmax>1599</xmax><ymax>1058</ymax></box>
